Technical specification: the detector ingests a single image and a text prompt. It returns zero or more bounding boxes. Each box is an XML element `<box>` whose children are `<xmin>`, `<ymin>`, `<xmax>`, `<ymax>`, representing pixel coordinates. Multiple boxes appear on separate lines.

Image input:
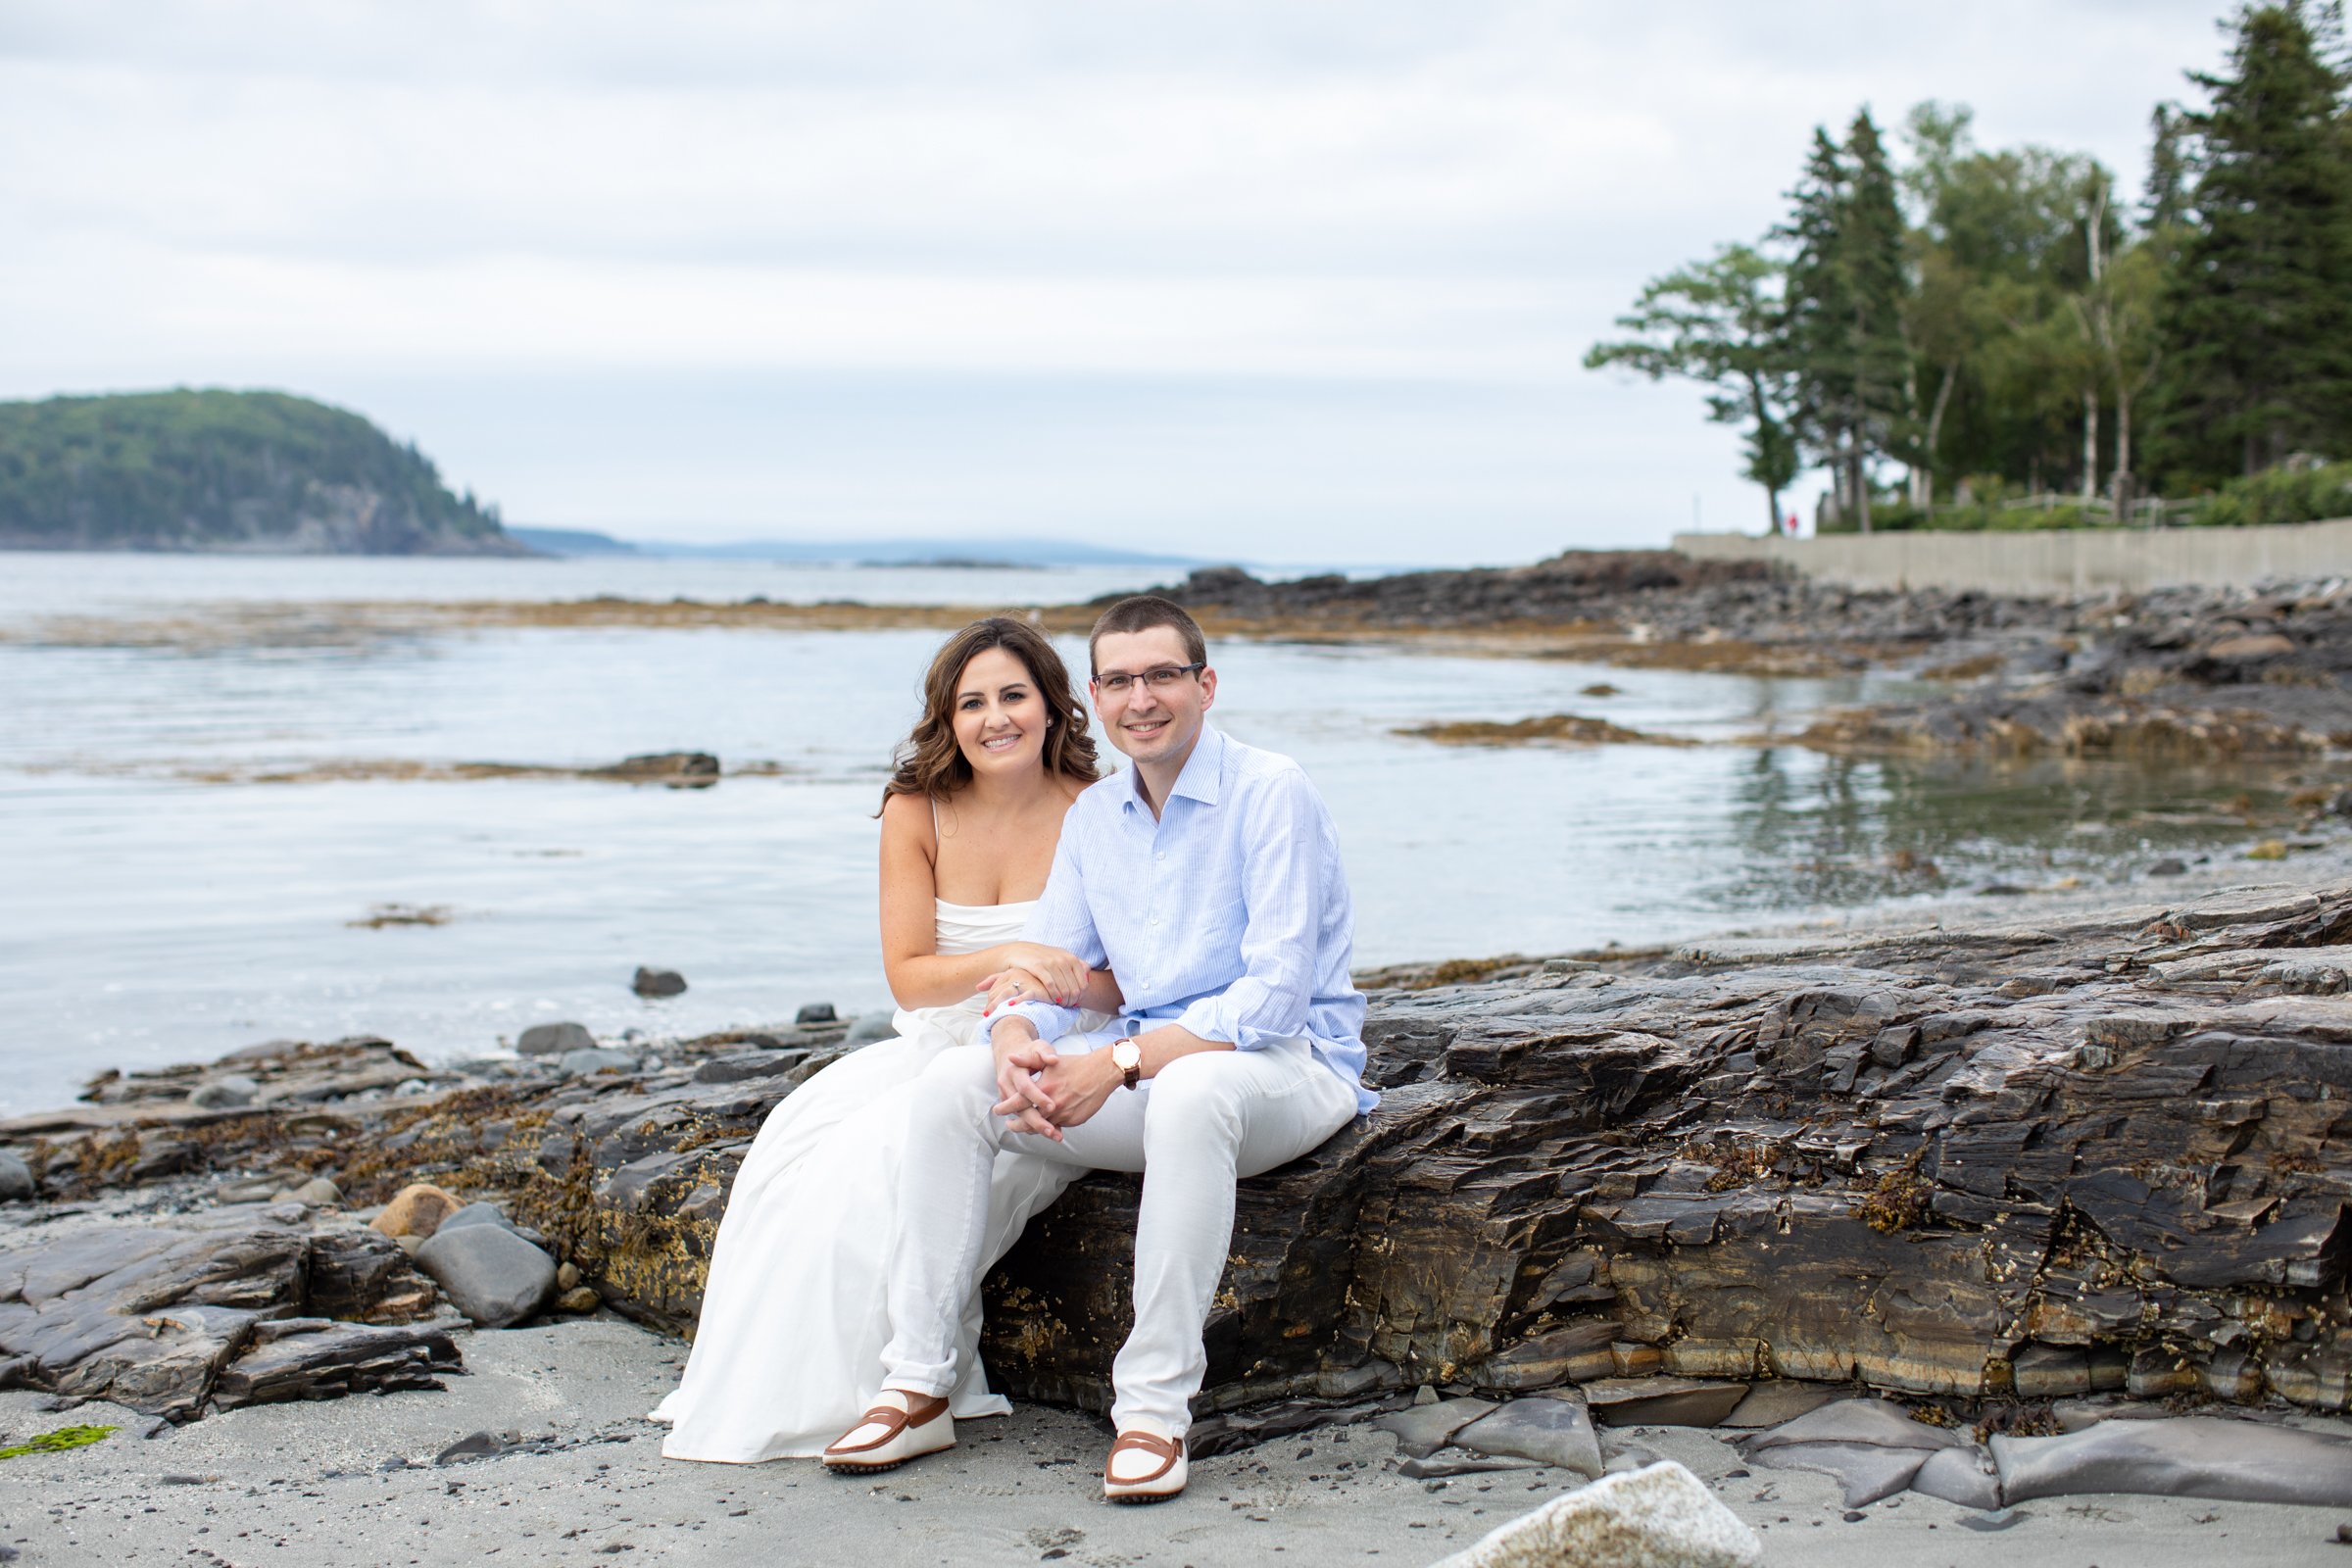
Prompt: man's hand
<box><xmin>989</xmin><ymin>1019</ymin><xmax>1060</xmax><ymax>1139</ymax></box>
<box><xmin>999</xmin><ymin>1047</ymin><xmax>1122</xmax><ymax>1133</ymax></box>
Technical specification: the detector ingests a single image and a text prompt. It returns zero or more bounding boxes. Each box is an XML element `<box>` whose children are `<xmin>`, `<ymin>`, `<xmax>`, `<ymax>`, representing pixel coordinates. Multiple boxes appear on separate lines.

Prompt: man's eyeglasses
<box><xmin>1094</xmin><ymin>662</ymin><xmax>1205</xmax><ymax>696</ymax></box>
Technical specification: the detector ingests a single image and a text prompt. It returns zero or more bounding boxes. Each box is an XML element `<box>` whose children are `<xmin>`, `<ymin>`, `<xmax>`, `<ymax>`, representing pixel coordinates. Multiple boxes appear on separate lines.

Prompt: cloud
<box><xmin>0</xmin><ymin>0</ymin><xmax>2240</xmax><ymax>560</ymax></box>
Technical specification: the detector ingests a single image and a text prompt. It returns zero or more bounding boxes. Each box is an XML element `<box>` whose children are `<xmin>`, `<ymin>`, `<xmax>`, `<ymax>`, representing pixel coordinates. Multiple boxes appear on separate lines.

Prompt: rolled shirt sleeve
<box><xmin>1171</xmin><ymin>767</ymin><xmax>1323</xmax><ymax>1051</ymax></box>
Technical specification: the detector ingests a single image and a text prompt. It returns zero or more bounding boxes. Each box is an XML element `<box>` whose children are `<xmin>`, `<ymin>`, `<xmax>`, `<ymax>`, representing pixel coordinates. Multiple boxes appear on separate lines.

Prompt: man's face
<box><xmin>1092</xmin><ymin>626</ymin><xmax>1215</xmax><ymax>768</ymax></box>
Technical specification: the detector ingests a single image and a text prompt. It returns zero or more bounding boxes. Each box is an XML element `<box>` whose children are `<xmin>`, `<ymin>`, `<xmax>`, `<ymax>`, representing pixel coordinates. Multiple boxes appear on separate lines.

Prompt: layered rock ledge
<box><xmin>8</xmin><ymin>884</ymin><xmax>2345</xmax><ymax>1441</ymax></box>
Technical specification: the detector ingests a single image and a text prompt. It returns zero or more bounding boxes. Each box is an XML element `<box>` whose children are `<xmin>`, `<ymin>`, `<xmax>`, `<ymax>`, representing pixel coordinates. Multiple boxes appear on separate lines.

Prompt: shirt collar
<box><xmin>1124</xmin><ymin>721</ymin><xmax>1226</xmax><ymax>812</ymax></box>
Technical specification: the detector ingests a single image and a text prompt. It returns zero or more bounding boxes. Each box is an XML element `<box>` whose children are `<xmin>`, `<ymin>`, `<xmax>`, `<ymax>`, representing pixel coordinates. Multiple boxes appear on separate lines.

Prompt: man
<box><xmin>822</xmin><ymin>594</ymin><xmax>1376</xmax><ymax>1502</ymax></box>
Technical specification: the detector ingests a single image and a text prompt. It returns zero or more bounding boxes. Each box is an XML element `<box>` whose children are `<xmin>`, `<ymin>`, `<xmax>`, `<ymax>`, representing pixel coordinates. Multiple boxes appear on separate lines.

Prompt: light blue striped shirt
<box><xmin>1006</xmin><ymin>724</ymin><xmax>1375</xmax><ymax>1114</ymax></box>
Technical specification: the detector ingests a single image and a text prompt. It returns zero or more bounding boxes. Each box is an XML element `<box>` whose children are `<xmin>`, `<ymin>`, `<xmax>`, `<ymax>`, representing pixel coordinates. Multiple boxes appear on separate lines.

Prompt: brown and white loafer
<box><xmin>822</xmin><ymin>1390</ymin><xmax>955</xmax><ymax>1474</ymax></box>
<box><xmin>1102</xmin><ymin>1428</ymin><xmax>1187</xmax><ymax>1503</ymax></box>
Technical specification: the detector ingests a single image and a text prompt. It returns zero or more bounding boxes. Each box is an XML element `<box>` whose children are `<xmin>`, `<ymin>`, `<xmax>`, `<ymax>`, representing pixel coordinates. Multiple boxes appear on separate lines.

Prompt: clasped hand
<box><xmin>989</xmin><ymin>1029</ymin><xmax>1118</xmax><ymax>1140</ymax></box>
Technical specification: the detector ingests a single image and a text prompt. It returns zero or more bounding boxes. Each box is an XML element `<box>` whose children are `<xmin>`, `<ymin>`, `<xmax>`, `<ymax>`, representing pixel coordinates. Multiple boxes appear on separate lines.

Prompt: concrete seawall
<box><xmin>1672</xmin><ymin>514</ymin><xmax>2352</xmax><ymax>595</ymax></box>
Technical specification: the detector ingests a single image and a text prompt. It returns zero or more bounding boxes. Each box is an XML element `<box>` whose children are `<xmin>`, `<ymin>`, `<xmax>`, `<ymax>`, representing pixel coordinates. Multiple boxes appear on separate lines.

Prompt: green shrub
<box><xmin>2187</xmin><ymin>462</ymin><xmax>2352</xmax><ymax>527</ymax></box>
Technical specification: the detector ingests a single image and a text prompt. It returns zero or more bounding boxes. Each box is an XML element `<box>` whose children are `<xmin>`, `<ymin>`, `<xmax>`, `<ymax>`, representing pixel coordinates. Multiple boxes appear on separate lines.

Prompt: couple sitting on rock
<box><xmin>651</xmin><ymin>594</ymin><xmax>1375</xmax><ymax>1502</ymax></box>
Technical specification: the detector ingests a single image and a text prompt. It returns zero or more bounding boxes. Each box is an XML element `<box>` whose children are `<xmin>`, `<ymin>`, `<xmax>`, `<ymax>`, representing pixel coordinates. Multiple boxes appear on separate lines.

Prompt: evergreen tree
<box><xmin>1780</xmin><ymin>112</ymin><xmax>1912</xmax><ymax>531</ymax></box>
<box><xmin>2151</xmin><ymin>1</ymin><xmax>2352</xmax><ymax>482</ymax></box>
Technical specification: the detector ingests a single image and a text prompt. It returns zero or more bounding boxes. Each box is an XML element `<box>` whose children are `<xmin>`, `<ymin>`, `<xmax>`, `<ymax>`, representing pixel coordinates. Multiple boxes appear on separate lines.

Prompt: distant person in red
<box><xmin>1785</xmin><ymin>512</ymin><xmax>1798</xmax><ymax>536</ymax></box>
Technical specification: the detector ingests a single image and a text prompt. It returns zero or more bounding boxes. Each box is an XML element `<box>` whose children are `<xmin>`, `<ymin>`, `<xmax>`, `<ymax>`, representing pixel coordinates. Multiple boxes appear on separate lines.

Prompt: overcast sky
<box><xmin>1</xmin><ymin>2</ymin><xmax>2241</xmax><ymax>565</ymax></box>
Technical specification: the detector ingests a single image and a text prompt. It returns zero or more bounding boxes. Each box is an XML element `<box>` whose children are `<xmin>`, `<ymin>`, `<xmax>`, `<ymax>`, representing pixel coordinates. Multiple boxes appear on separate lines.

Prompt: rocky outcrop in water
<box><xmin>1158</xmin><ymin>563</ymin><xmax>2352</xmax><ymax>759</ymax></box>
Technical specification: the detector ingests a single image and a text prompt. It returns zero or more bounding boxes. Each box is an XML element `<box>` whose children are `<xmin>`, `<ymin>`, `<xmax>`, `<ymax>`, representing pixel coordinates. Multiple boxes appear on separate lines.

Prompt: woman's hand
<box><xmin>999</xmin><ymin>943</ymin><xmax>1089</xmax><ymax>1004</ymax></box>
<box><xmin>978</xmin><ymin>965</ymin><xmax>1048</xmax><ymax>1015</ymax></box>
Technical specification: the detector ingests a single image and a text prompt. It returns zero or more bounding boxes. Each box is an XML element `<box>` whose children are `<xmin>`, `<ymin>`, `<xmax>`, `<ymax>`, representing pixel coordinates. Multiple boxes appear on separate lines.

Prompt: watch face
<box><xmin>1112</xmin><ymin>1041</ymin><xmax>1141</xmax><ymax>1069</ymax></box>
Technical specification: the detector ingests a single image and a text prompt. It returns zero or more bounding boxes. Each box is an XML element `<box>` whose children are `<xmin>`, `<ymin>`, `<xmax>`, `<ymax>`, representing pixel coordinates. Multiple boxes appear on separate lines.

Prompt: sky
<box><xmin>0</xmin><ymin>1</ymin><xmax>2246</xmax><ymax>566</ymax></box>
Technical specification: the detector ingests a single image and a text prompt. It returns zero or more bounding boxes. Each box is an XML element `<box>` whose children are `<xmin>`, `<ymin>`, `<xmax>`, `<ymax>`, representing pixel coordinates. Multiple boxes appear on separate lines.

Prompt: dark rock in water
<box><xmin>632</xmin><ymin>967</ymin><xmax>687</xmax><ymax>999</ymax></box>
<box><xmin>414</xmin><ymin>1222</ymin><xmax>557</xmax><ymax>1329</ymax></box>
<box><xmin>1910</xmin><ymin>1445</ymin><xmax>2003</xmax><ymax>1509</ymax></box>
<box><xmin>2146</xmin><ymin>858</ymin><xmax>2188</xmax><ymax>877</ymax></box>
<box><xmin>1991</xmin><ymin>1416</ymin><xmax>2352</xmax><ymax>1508</ymax></box>
<box><xmin>0</xmin><ymin>1208</ymin><xmax>450</xmax><ymax>1420</ymax></box>
<box><xmin>517</xmin><ymin>1022</ymin><xmax>595</xmax><ymax>1057</ymax></box>
<box><xmin>1374</xmin><ymin>1396</ymin><xmax>1497</xmax><ymax>1457</ymax></box>
<box><xmin>0</xmin><ymin>1152</ymin><xmax>32</xmax><ymax>1202</ymax></box>
<box><xmin>1453</xmin><ymin>1395</ymin><xmax>1604</xmax><ymax>1478</ymax></box>
<box><xmin>1750</xmin><ymin>1441</ymin><xmax>1933</xmax><ymax>1507</ymax></box>
<box><xmin>795</xmin><ymin>1003</ymin><xmax>838</xmax><ymax>1025</ymax></box>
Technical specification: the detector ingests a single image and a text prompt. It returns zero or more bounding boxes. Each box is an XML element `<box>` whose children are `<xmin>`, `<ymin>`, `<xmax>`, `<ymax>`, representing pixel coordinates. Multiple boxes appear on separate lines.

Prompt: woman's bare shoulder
<box><xmin>879</xmin><ymin>788</ymin><xmax>938</xmax><ymax>844</ymax></box>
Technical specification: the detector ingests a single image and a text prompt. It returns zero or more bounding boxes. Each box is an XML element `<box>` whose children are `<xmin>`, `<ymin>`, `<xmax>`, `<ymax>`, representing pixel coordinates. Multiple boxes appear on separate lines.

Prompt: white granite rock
<box><xmin>1423</xmin><ymin>1460</ymin><xmax>1761</xmax><ymax>1568</ymax></box>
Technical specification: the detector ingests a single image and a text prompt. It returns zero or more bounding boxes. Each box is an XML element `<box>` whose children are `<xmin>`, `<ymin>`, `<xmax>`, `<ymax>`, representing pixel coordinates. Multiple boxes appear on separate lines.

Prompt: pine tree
<box><xmin>2151</xmin><ymin>1</ymin><xmax>2352</xmax><ymax>482</ymax></box>
<box><xmin>1780</xmin><ymin>112</ymin><xmax>1912</xmax><ymax>531</ymax></box>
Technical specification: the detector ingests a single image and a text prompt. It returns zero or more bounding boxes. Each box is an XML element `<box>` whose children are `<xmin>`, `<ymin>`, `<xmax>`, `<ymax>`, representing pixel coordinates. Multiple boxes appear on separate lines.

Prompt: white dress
<box><xmin>653</xmin><ymin>899</ymin><xmax>1090</xmax><ymax>1463</ymax></box>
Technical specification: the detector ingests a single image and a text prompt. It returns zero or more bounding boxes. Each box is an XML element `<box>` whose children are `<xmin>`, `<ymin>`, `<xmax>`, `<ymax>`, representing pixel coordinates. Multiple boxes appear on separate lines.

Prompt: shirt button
<box><xmin>1155</xmin><ymin>852</ymin><xmax>1165</xmax><ymax>861</ymax></box>
<box><xmin>1149</xmin><ymin>916</ymin><xmax>1160</xmax><ymax>926</ymax></box>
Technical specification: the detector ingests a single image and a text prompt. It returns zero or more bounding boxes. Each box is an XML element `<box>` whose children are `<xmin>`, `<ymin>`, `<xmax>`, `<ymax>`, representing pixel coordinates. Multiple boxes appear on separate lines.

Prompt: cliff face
<box><xmin>0</xmin><ymin>389</ymin><xmax>529</xmax><ymax>556</ymax></box>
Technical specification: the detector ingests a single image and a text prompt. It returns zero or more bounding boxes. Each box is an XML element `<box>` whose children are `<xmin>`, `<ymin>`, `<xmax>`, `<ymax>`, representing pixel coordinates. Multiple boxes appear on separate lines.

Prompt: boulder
<box><xmin>413</xmin><ymin>1222</ymin><xmax>558</xmax><ymax>1329</ymax></box>
<box><xmin>436</xmin><ymin>1201</ymin><xmax>514</xmax><ymax>1235</ymax></box>
<box><xmin>516</xmin><ymin>1022</ymin><xmax>594</xmax><ymax>1057</ymax></box>
<box><xmin>1426</xmin><ymin>1460</ymin><xmax>1761</xmax><ymax>1568</ymax></box>
<box><xmin>632</xmin><ymin>967</ymin><xmax>687</xmax><ymax>999</ymax></box>
<box><xmin>0</xmin><ymin>1152</ymin><xmax>32</xmax><ymax>1202</ymax></box>
<box><xmin>795</xmin><ymin>1003</ymin><xmax>837</xmax><ymax>1025</ymax></box>
<box><xmin>369</xmin><ymin>1183</ymin><xmax>461</xmax><ymax>1241</ymax></box>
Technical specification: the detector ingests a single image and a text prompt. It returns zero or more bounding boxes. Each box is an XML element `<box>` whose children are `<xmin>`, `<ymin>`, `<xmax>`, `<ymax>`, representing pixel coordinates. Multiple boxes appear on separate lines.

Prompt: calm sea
<box><xmin>0</xmin><ymin>552</ymin><xmax>2293</xmax><ymax>1114</ymax></box>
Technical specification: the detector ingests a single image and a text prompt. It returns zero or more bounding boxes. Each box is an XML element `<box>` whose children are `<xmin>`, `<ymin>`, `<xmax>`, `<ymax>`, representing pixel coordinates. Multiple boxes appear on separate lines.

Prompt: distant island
<box><xmin>0</xmin><ymin>389</ymin><xmax>528</xmax><ymax>556</ymax></box>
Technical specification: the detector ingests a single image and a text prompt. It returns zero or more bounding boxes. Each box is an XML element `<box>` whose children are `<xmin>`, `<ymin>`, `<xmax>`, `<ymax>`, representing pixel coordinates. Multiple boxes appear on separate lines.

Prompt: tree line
<box><xmin>1587</xmin><ymin>1</ymin><xmax>2352</xmax><ymax>533</ymax></box>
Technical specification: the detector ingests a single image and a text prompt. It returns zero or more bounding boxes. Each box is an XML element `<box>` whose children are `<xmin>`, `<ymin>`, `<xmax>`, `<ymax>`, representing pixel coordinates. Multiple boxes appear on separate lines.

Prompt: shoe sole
<box><xmin>1103</xmin><ymin>1487</ymin><xmax>1183</xmax><ymax>1504</ymax></box>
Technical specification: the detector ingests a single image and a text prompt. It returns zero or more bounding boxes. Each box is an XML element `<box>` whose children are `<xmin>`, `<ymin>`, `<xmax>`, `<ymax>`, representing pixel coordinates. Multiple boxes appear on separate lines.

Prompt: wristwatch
<box><xmin>1110</xmin><ymin>1039</ymin><xmax>1142</xmax><ymax>1091</ymax></box>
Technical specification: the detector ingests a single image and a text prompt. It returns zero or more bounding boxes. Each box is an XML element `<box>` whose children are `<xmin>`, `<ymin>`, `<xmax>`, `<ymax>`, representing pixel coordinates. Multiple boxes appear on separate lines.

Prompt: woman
<box><xmin>654</xmin><ymin>616</ymin><xmax>1116</xmax><ymax>1463</ymax></box>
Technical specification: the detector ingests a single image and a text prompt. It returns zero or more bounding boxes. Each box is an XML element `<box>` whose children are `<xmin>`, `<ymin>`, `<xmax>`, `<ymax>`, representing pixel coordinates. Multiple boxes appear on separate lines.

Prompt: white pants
<box><xmin>879</xmin><ymin>1030</ymin><xmax>1359</xmax><ymax>1438</ymax></box>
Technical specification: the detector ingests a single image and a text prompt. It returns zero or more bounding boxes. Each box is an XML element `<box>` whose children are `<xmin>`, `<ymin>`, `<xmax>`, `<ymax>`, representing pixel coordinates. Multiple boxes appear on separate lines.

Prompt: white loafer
<box><xmin>1102</xmin><ymin>1429</ymin><xmax>1187</xmax><ymax>1503</ymax></box>
<box><xmin>822</xmin><ymin>1389</ymin><xmax>955</xmax><ymax>1473</ymax></box>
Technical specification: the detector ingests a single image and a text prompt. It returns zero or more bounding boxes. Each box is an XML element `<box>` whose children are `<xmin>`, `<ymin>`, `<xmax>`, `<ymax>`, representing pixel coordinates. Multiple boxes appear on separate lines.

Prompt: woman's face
<box><xmin>951</xmin><ymin>646</ymin><xmax>1052</xmax><ymax>781</ymax></box>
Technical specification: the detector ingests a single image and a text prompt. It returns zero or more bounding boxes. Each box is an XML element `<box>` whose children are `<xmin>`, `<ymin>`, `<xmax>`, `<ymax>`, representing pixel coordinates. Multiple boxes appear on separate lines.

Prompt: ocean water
<box><xmin>0</xmin><ymin>553</ymin><xmax>2301</xmax><ymax>1115</ymax></box>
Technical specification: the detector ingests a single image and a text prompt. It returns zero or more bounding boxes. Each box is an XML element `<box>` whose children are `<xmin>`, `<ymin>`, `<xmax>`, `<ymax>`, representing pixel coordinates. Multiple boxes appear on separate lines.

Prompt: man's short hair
<box><xmin>1089</xmin><ymin>595</ymin><xmax>1207</xmax><ymax>675</ymax></box>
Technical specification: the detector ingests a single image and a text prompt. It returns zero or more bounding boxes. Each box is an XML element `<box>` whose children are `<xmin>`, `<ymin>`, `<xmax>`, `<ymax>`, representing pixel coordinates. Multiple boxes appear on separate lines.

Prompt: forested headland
<box><xmin>1588</xmin><ymin>1</ymin><xmax>2352</xmax><ymax>534</ymax></box>
<box><xmin>0</xmin><ymin>389</ymin><xmax>526</xmax><ymax>555</ymax></box>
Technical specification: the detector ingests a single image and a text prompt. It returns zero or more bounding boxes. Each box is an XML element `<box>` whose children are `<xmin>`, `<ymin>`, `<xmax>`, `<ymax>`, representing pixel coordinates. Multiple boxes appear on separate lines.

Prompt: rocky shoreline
<box><xmin>7</xmin><ymin>858</ymin><xmax>2352</xmax><ymax>1549</ymax></box>
<box><xmin>1151</xmin><ymin>558</ymin><xmax>2352</xmax><ymax>762</ymax></box>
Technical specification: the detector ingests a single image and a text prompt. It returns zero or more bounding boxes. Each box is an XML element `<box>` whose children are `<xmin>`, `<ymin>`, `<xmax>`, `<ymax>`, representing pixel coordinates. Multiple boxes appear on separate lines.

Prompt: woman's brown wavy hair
<box><xmin>878</xmin><ymin>616</ymin><xmax>1101</xmax><ymax>809</ymax></box>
